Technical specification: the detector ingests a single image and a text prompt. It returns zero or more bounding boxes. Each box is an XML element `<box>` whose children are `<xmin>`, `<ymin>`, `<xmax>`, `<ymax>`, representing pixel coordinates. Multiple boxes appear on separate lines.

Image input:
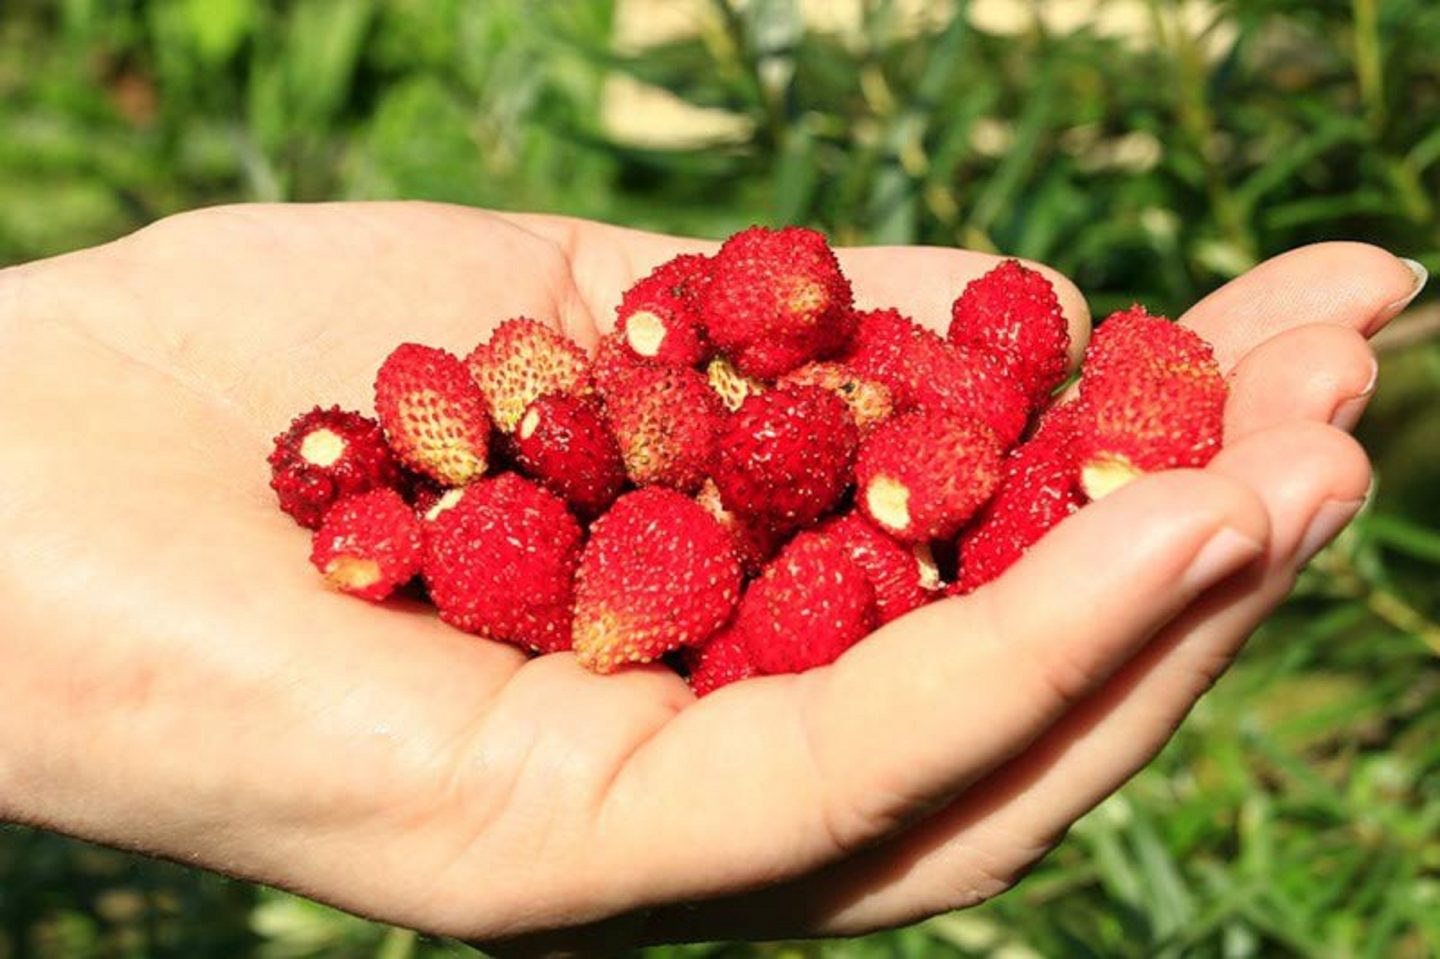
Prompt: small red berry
<box><xmin>703</xmin><ymin>226</ymin><xmax>856</xmax><ymax>378</ymax></box>
<box><xmin>573</xmin><ymin>488</ymin><xmax>743</xmax><ymax>673</ymax></box>
<box><xmin>513</xmin><ymin>394</ymin><xmax>625</xmax><ymax>518</ymax></box>
<box><xmin>423</xmin><ymin>474</ymin><xmax>582</xmax><ymax>653</ymax></box>
<box><xmin>855</xmin><ymin>408</ymin><xmax>1005</xmax><ymax>543</ymax></box>
<box><xmin>949</xmin><ymin>259</ymin><xmax>1071</xmax><ymax>404</ymax></box>
<box><xmin>738</xmin><ymin>532</ymin><xmax>878</xmax><ymax>675</ymax></box>
<box><xmin>712</xmin><ymin>384</ymin><xmax>859</xmax><ymax>533</ymax></box>
<box><xmin>268</xmin><ymin>406</ymin><xmax>403</xmax><ymax>529</ymax></box>
<box><xmin>310</xmin><ymin>488</ymin><xmax>424</xmax><ymax>602</ymax></box>
<box><xmin>374</xmin><ymin>344</ymin><xmax>492</xmax><ymax>487</ymax></box>
<box><xmin>604</xmin><ymin>365</ymin><xmax>723</xmax><ymax>492</ymax></box>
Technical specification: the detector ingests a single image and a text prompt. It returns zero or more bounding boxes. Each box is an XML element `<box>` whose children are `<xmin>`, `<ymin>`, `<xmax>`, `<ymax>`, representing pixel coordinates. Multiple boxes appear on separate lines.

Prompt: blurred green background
<box><xmin>2</xmin><ymin>0</ymin><xmax>1438</xmax><ymax>956</ymax></box>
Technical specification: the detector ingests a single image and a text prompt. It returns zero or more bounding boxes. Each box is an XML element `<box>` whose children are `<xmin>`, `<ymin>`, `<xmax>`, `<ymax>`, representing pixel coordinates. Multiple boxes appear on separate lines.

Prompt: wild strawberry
<box><xmin>573</xmin><ymin>488</ymin><xmax>743</xmax><ymax>673</ymax></box>
<box><xmin>702</xmin><ymin>226</ymin><xmax>856</xmax><ymax>378</ymax></box>
<box><xmin>615</xmin><ymin>254</ymin><xmax>713</xmax><ymax>367</ymax></box>
<box><xmin>309</xmin><ymin>488</ymin><xmax>424</xmax><ymax>602</ymax></box>
<box><xmin>855</xmin><ymin>408</ymin><xmax>1005</xmax><ymax>542</ymax></box>
<box><xmin>705</xmin><ymin>355</ymin><xmax>766</xmax><ymax>412</ymax></box>
<box><xmin>465</xmin><ymin>317</ymin><xmax>592</xmax><ymax>433</ymax></box>
<box><xmin>683</xmin><ymin>624</ymin><xmax>758</xmax><ymax>697</ymax></box>
<box><xmin>712</xmin><ymin>384</ymin><xmax>859</xmax><ymax>532</ymax></box>
<box><xmin>423</xmin><ymin>473</ymin><xmax>582</xmax><ymax>653</ymax></box>
<box><xmin>695</xmin><ymin>479</ymin><xmax>780</xmax><ymax>576</ymax></box>
<box><xmin>1075</xmin><ymin>309</ymin><xmax>1226</xmax><ymax>498</ymax></box>
<box><xmin>814</xmin><ymin>512</ymin><xmax>935</xmax><ymax>624</ymax></box>
<box><xmin>737</xmin><ymin>532</ymin><xmax>878</xmax><ymax>675</ymax></box>
<box><xmin>845</xmin><ymin>308</ymin><xmax>1030</xmax><ymax>445</ymax></box>
<box><xmin>604</xmin><ymin>365</ymin><xmax>723</xmax><ymax>492</ymax></box>
<box><xmin>374</xmin><ymin>344</ymin><xmax>492</xmax><ymax>487</ymax></box>
<box><xmin>778</xmin><ymin>361</ymin><xmax>895</xmax><ymax>434</ymax></box>
<box><xmin>268</xmin><ymin>406</ymin><xmax>403</xmax><ymax>528</ymax></box>
<box><xmin>956</xmin><ymin>422</ymin><xmax>1083</xmax><ymax>593</ymax></box>
<box><xmin>949</xmin><ymin>259</ymin><xmax>1070</xmax><ymax>404</ymax></box>
<box><xmin>513</xmin><ymin>394</ymin><xmax>625</xmax><ymax>518</ymax></box>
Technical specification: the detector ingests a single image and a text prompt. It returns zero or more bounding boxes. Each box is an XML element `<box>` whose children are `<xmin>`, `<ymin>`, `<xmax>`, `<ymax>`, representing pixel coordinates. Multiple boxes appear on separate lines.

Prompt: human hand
<box><xmin>0</xmin><ymin>203</ymin><xmax>1421</xmax><ymax>954</ymax></box>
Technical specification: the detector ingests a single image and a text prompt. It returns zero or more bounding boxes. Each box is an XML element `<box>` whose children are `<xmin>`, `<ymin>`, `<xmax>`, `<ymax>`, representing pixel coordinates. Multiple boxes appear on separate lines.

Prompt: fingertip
<box><xmin>1224</xmin><ymin>323</ymin><xmax>1378</xmax><ymax>439</ymax></box>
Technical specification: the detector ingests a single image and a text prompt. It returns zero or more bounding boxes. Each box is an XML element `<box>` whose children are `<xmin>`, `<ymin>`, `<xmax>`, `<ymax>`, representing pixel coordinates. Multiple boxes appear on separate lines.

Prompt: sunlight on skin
<box><xmin>0</xmin><ymin>204</ymin><xmax>1420</xmax><ymax>954</ymax></box>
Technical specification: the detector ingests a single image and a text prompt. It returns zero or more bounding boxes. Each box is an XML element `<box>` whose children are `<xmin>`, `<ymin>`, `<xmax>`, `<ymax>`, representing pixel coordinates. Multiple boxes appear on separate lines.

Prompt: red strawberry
<box><xmin>814</xmin><ymin>512</ymin><xmax>935</xmax><ymax>624</ymax></box>
<box><xmin>695</xmin><ymin>478</ymin><xmax>780</xmax><ymax>576</ymax></box>
<box><xmin>737</xmin><ymin>532</ymin><xmax>878</xmax><ymax>675</ymax></box>
<box><xmin>702</xmin><ymin>226</ymin><xmax>856</xmax><ymax>378</ymax></box>
<box><xmin>683</xmin><ymin>624</ymin><xmax>758</xmax><ymax>697</ymax></box>
<box><xmin>855</xmin><ymin>408</ymin><xmax>1005</xmax><ymax>542</ymax></box>
<box><xmin>949</xmin><ymin>259</ymin><xmax>1071</xmax><ymax>404</ymax></box>
<box><xmin>573</xmin><ymin>488</ymin><xmax>743</xmax><ymax>673</ymax></box>
<box><xmin>465</xmin><ymin>317</ymin><xmax>592</xmax><ymax>432</ymax></box>
<box><xmin>845</xmin><ymin>308</ymin><xmax>1030</xmax><ymax>445</ymax></box>
<box><xmin>956</xmin><ymin>420</ymin><xmax>1083</xmax><ymax>593</ymax></box>
<box><xmin>309</xmin><ymin>488</ymin><xmax>424</xmax><ymax>602</ymax></box>
<box><xmin>778</xmin><ymin>360</ymin><xmax>895</xmax><ymax>434</ymax></box>
<box><xmin>604</xmin><ymin>365</ymin><xmax>723</xmax><ymax>492</ymax></box>
<box><xmin>423</xmin><ymin>473</ymin><xmax>582</xmax><ymax>653</ymax></box>
<box><xmin>615</xmin><ymin>254</ymin><xmax>713</xmax><ymax>367</ymax></box>
<box><xmin>712</xmin><ymin>384</ymin><xmax>859</xmax><ymax>532</ymax></box>
<box><xmin>269</xmin><ymin>406</ymin><xmax>403</xmax><ymax>528</ymax></box>
<box><xmin>1075</xmin><ymin>309</ymin><xmax>1226</xmax><ymax>498</ymax></box>
<box><xmin>513</xmin><ymin>393</ymin><xmax>625</xmax><ymax>518</ymax></box>
<box><xmin>374</xmin><ymin>344</ymin><xmax>492</xmax><ymax>487</ymax></box>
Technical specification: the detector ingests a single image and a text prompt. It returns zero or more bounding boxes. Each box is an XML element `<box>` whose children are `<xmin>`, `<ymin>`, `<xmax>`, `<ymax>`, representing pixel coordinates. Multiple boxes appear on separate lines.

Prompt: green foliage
<box><xmin>1</xmin><ymin>1</ymin><xmax>1437</xmax><ymax>957</ymax></box>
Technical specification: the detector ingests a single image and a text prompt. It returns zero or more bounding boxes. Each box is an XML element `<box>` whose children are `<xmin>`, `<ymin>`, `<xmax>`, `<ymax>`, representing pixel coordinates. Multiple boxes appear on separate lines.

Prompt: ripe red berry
<box><xmin>513</xmin><ymin>393</ymin><xmax>625</xmax><ymax>518</ymax></box>
<box><xmin>956</xmin><ymin>421</ymin><xmax>1083</xmax><ymax>593</ymax></box>
<box><xmin>814</xmin><ymin>512</ymin><xmax>936</xmax><ymax>624</ymax></box>
<box><xmin>268</xmin><ymin>406</ymin><xmax>403</xmax><ymax>529</ymax></box>
<box><xmin>738</xmin><ymin>532</ymin><xmax>878</xmax><ymax>675</ymax></box>
<box><xmin>374</xmin><ymin>344</ymin><xmax>492</xmax><ymax>487</ymax></box>
<box><xmin>423</xmin><ymin>473</ymin><xmax>583</xmax><ymax>653</ymax></box>
<box><xmin>949</xmin><ymin>259</ymin><xmax>1070</xmax><ymax>404</ymax></box>
<box><xmin>712</xmin><ymin>384</ymin><xmax>859</xmax><ymax>533</ymax></box>
<box><xmin>465</xmin><ymin>317</ymin><xmax>592</xmax><ymax>433</ymax></box>
<box><xmin>309</xmin><ymin>488</ymin><xmax>424</xmax><ymax>602</ymax></box>
<box><xmin>683</xmin><ymin>624</ymin><xmax>758</xmax><ymax>697</ymax></box>
<box><xmin>573</xmin><ymin>488</ymin><xmax>743</xmax><ymax>673</ymax></box>
<box><xmin>778</xmin><ymin>361</ymin><xmax>896</xmax><ymax>434</ymax></box>
<box><xmin>845</xmin><ymin>308</ymin><xmax>1030</xmax><ymax>445</ymax></box>
<box><xmin>702</xmin><ymin>226</ymin><xmax>856</xmax><ymax>379</ymax></box>
<box><xmin>615</xmin><ymin>254</ymin><xmax>713</xmax><ymax>367</ymax></box>
<box><xmin>855</xmin><ymin>408</ymin><xmax>1005</xmax><ymax>543</ymax></box>
<box><xmin>604</xmin><ymin>365</ymin><xmax>723</xmax><ymax>493</ymax></box>
<box><xmin>1075</xmin><ymin>309</ymin><xmax>1227</xmax><ymax>498</ymax></box>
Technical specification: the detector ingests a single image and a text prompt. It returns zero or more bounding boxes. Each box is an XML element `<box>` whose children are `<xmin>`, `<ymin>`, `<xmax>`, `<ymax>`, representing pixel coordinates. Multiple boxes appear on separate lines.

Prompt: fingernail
<box><xmin>1297</xmin><ymin>498</ymin><xmax>1366</xmax><ymax>566</ymax></box>
<box><xmin>1382</xmin><ymin>258</ymin><xmax>1428</xmax><ymax>318</ymax></box>
<box><xmin>1184</xmin><ymin>527</ymin><xmax>1264</xmax><ymax>592</ymax></box>
<box><xmin>1328</xmin><ymin>356</ymin><xmax>1379</xmax><ymax>431</ymax></box>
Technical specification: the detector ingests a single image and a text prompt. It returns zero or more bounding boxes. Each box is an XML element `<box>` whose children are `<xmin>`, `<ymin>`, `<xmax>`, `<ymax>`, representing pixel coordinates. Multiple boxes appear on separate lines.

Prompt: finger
<box><xmin>1179</xmin><ymin>242</ymin><xmax>1424</xmax><ymax>370</ymax></box>
<box><xmin>1224</xmin><ymin>323</ymin><xmax>1378</xmax><ymax>441</ymax></box>
<box><xmin>735</xmin><ymin>423</ymin><xmax>1371</xmax><ymax>939</ymax></box>
<box><xmin>596</xmin><ymin>470</ymin><xmax>1266</xmax><ymax>907</ymax></box>
<box><xmin>496</xmin><ymin>213</ymin><xmax>1092</xmax><ymax>364</ymax></box>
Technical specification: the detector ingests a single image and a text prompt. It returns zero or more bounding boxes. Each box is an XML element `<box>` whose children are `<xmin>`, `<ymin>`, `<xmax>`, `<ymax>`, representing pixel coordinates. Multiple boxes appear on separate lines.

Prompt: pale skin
<box><xmin>0</xmin><ymin>203</ymin><xmax>1422</xmax><ymax>955</ymax></box>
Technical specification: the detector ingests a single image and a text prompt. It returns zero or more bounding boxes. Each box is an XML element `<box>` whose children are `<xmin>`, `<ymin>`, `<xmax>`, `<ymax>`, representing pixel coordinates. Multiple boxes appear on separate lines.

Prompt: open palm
<box><xmin>0</xmin><ymin>203</ymin><xmax>1416</xmax><ymax>953</ymax></box>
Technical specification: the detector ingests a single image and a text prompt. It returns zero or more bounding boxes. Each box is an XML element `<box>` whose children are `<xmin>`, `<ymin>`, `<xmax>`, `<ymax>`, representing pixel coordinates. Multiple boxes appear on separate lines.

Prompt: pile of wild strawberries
<box><xmin>269</xmin><ymin>226</ymin><xmax>1226</xmax><ymax>695</ymax></box>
